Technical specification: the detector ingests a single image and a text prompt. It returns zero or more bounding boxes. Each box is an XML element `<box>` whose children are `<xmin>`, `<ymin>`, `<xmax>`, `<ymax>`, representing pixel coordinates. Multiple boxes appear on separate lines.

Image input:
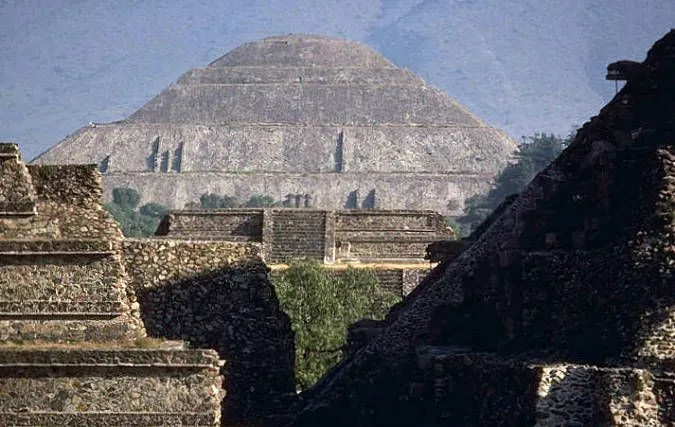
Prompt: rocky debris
<box><xmin>122</xmin><ymin>239</ymin><xmax>296</xmax><ymax>425</ymax></box>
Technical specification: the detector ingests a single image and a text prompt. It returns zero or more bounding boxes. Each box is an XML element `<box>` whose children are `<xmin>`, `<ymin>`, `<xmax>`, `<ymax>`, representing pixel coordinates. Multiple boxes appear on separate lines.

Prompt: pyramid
<box><xmin>33</xmin><ymin>34</ymin><xmax>517</xmax><ymax>214</ymax></box>
<box><xmin>288</xmin><ymin>29</ymin><xmax>675</xmax><ymax>426</ymax></box>
<box><xmin>0</xmin><ymin>144</ymin><xmax>222</xmax><ymax>425</ymax></box>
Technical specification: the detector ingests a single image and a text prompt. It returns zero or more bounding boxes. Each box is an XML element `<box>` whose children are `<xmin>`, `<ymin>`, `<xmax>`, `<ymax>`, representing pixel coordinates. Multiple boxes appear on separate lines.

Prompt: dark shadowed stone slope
<box><xmin>33</xmin><ymin>34</ymin><xmax>516</xmax><ymax>214</ymax></box>
<box><xmin>287</xmin><ymin>30</ymin><xmax>675</xmax><ymax>426</ymax></box>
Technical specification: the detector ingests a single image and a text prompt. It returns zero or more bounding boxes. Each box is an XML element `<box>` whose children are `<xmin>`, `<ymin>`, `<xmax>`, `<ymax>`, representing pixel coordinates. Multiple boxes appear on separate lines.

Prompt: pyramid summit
<box><xmin>34</xmin><ymin>34</ymin><xmax>517</xmax><ymax>213</ymax></box>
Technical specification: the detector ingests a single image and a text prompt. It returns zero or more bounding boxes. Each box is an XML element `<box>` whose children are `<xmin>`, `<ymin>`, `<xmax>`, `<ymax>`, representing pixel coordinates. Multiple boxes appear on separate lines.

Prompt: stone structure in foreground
<box><xmin>0</xmin><ymin>143</ymin><xmax>223</xmax><ymax>425</ymax></box>
<box><xmin>33</xmin><ymin>34</ymin><xmax>517</xmax><ymax>215</ymax></box>
<box><xmin>0</xmin><ymin>143</ymin><xmax>297</xmax><ymax>426</ymax></box>
<box><xmin>287</xmin><ymin>29</ymin><xmax>675</xmax><ymax>426</ymax></box>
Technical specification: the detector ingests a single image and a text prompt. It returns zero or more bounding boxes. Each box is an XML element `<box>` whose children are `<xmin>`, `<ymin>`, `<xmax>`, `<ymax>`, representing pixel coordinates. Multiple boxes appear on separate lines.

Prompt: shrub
<box><xmin>112</xmin><ymin>187</ymin><xmax>141</xmax><ymax>210</ymax></box>
<box><xmin>105</xmin><ymin>187</ymin><xmax>169</xmax><ymax>237</ymax></box>
<box><xmin>272</xmin><ymin>261</ymin><xmax>399</xmax><ymax>390</ymax></box>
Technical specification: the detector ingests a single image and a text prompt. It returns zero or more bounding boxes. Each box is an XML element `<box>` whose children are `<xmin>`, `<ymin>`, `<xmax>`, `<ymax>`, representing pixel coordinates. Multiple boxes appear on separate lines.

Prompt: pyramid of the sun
<box><xmin>33</xmin><ymin>34</ymin><xmax>517</xmax><ymax>213</ymax></box>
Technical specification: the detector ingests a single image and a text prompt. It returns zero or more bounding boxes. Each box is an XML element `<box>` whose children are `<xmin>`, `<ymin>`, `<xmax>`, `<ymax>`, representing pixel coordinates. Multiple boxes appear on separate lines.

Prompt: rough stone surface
<box><xmin>0</xmin><ymin>145</ymin><xmax>224</xmax><ymax>426</ymax></box>
<box><xmin>33</xmin><ymin>34</ymin><xmax>517</xmax><ymax>215</ymax></box>
<box><xmin>158</xmin><ymin>208</ymin><xmax>453</xmax><ymax>265</ymax></box>
<box><xmin>287</xmin><ymin>30</ymin><xmax>675</xmax><ymax>426</ymax></box>
<box><xmin>122</xmin><ymin>238</ymin><xmax>297</xmax><ymax>424</ymax></box>
<box><xmin>0</xmin><ymin>144</ymin><xmax>36</xmax><ymax>215</ymax></box>
<box><xmin>0</xmin><ymin>349</ymin><xmax>223</xmax><ymax>426</ymax></box>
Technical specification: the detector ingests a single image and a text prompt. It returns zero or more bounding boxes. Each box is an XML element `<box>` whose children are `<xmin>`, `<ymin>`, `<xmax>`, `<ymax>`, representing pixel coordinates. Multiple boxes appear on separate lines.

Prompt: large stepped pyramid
<box><xmin>0</xmin><ymin>143</ymin><xmax>222</xmax><ymax>425</ymax></box>
<box><xmin>33</xmin><ymin>34</ymin><xmax>517</xmax><ymax>215</ymax></box>
<box><xmin>287</xmin><ymin>29</ymin><xmax>675</xmax><ymax>426</ymax></box>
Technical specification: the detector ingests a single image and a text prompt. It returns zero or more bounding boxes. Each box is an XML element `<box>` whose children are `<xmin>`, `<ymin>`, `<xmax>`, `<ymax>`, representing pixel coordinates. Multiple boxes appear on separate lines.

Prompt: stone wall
<box><xmin>334</xmin><ymin>210</ymin><xmax>451</xmax><ymax>262</ymax></box>
<box><xmin>122</xmin><ymin>238</ymin><xmax>296</xmax><ymax>424</ymax></box>
<box><xmin>157</xmin><ymin>209</ymin><xmax>263</xmax><ymax>241</ymax></box>
<box><xmin>0</xmin><ymin>252</ymin><xmax>141</xmax><ymax>343</ymax></box>
<box><xmin>102</xmin><ymin>170</ymin><xmax>489</xmax><ymax>215</ymax></box>
<box><xmin>0</xmin><ymin>349</ymin><xmax>223</xmax><ymax>426</ymax></box>
<box><xmin>159</xmin><ymin>208</ymin><xmax>452</xmax><ymax>265</ymax></box>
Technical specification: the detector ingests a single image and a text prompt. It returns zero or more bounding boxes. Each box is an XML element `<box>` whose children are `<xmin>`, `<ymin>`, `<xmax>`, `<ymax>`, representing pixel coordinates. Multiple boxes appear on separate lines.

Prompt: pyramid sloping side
<box><xmin>32</xmin><ymin>34</ymin><xmax>518</xmax><ymax>213</ymax></box>
<box><xmin>128</xmin><ymin>81</ymin><xmax>482</xmax><ymax>125</ymax></box>
<box><xmin>34</xmin><ymin>124</ymin><xmax>514</xmax><ymax>175</ymax></box>
<box><xmin>288</xmin><ymin>30</ymin><xmax>675</xmax><ymax>426</ymax></box>
<box><xmin>208</xmin><ymin>34</ymin><xmax>397</xmax><ymax>69</ymax></box>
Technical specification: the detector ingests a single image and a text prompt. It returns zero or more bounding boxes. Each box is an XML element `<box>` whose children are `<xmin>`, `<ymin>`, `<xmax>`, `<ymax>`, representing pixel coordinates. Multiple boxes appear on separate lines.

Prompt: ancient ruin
<box><xmin>286</xmin><ymin>29</ymin><xmax>675</xmax><ymax>426</ymax></box>
<box><xmin>33</xmin><ymin>34</ymin><xmax>517</xmax><ymax>215</ymax></box>
<box><xmin>157</xmin><ymin>208</ymin><xmax>452</xmax><ymax>262</ymax></box>
<box><xmin>8</xmin><ymin>28</ymin><xmax>675</xmax><ymax>427</ymax></box>
<box><xmin>0</xmin><ymin>143</ymin><xmax>296</xmax><ymax>426</ymax></box>
<box><xmin>156</xmin><ymin>208</ymin><xmax>451</xmax><ymax>297</ymax></box>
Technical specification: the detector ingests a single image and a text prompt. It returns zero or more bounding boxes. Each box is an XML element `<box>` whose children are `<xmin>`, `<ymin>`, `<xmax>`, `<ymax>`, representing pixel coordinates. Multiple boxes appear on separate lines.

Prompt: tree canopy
<box><xmin>105</xmin><ymin>187</ymin><xmax>170</xmax><ymax>237</ymax></box>
<box><xmin>453</xmin><ymin>132</ymin><xmax>573</xmax><ymax>235</ymax></box>
<box><xmin>272</xmin><ymin>261</ymin><xmax>398</xmax><ymax>390</ymax></box>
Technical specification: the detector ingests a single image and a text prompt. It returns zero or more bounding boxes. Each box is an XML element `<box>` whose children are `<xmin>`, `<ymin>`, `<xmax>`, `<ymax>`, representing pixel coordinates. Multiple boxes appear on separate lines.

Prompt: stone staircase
<box><xmin>269</xmin><ymin>210</ymin><xmax>326</xmax><ymax>263</ymax></box>
<box><xmin>0</xmin><ymin>240</ymin><xmax>140</xmax><ymax>344</ymax></box>
<box><xmin>0</xmin><ymin>143</ymin><xmax>223</xmax><ymax>426</ymax></box>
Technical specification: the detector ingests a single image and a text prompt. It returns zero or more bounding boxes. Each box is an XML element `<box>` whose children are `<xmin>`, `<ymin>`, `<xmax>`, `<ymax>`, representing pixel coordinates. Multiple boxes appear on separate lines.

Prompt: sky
<box><xmin>0</xmin><ymin>0</ymin><xmax>673</xmax><ymax>161</ymax></box>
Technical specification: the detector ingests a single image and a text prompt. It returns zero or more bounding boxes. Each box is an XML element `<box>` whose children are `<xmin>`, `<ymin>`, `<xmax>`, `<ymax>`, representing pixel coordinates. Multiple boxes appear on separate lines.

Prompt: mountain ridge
<box><xmin>0</xmin><ymin>0</ymin><xmax>673</xmax><ymax>160</ymax></box>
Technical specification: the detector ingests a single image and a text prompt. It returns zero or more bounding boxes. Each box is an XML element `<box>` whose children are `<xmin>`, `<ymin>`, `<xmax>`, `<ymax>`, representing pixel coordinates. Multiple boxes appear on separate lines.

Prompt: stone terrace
<box><xmin>0</xmin><ymin>144</ymin><xmax>223</xmax><ymax>426</ymax></box>
<box><xmin>157</xmin><ymin>208</ymin><xmax>448</xmax><ymax>296</ymax></box>
<box><xmin>288</xmin><ymin>29</ymin><xmax>675</xmax><ymax>426</ymax></box>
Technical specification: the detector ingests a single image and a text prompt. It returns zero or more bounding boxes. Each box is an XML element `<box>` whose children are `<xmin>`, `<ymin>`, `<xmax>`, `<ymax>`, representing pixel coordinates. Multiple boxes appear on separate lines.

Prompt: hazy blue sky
<box><xmin>1</xmin><ymin>0</ymin><xmax>673</xmax><ymax>160</ymax></box>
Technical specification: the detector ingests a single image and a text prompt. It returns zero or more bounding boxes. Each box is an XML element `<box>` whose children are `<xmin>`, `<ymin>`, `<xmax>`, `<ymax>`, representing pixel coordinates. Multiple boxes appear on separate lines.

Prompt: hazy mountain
<box><xmin>0</xmin><ymin>0</ymin><xmax>673</xmax><ymax>161</ymax></box>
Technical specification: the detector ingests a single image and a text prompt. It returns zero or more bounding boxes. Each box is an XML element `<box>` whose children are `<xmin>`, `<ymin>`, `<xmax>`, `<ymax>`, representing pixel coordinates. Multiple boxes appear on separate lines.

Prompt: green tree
<box><xmin>273</xmin><ymin>261</ymin><xmax>399</xmax><ymax>390</ymax></box>
<box><xmin>139</xmin><ymin>202</ymin><xmax>170</xmax><ymax>219</ymax></box>
<box><xmin>244</xmin><ymin>194</ymin><xmax>278</xmax><ymax>208</ymax></box>
<box><xmin>453</xmin><ymin>132</ymin><xmax>572</xmax><ymax>234</ymax></box>
<box><xmin>112</xmin><ymin>187</ymin><xmax>141</xmax><ymax>210</ymax></box>
<box><xmin>199</xmin><ymin>192</ymin><xmax>239</xmax><ymax>209</ymax></box>
<box><xmin>105</xmin><ymin>187</ymin><xmax>169</xmax><ymax>237</ymax></box>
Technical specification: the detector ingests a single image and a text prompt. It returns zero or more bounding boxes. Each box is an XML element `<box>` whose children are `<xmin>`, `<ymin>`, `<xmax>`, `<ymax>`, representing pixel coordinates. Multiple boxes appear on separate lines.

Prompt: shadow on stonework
<box><xmin>535</xmin><ymin>366</ymin><xmax>612</xmax><ymax>425</ymax></box>
<box><xmin>134</xmin><ymin>262</ymin><xmax>297</xmax><ymax>425</ymax></box>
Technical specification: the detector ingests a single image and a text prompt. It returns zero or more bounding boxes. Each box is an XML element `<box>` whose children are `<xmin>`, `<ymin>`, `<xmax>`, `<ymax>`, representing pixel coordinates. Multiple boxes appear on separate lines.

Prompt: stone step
<box><xmin>0</xmin><ymin>349</ymin><xmax>221</xmax><ymax>426</ymax></box>
<box><xmin>0</xmin><ymin>412</ymin><xmax>217</xmax><ymax>427</ymax></box>
<box><xmin>272</xmin><ymin>231</ymin><xmax>324</xmax><ymax>235</ymax></box>
<box><xmin>0</xmin><ymin>239</ymin><xmax>114</xmax><ymax>255</ymax></box>
<box><xmin>0</xmin><ymin>318</ymin><xmax>141</xmax><ymax>343</ymax></box>
<box><xmin>0</xmin><ymin>300</ymin><xmax>124</xmax><ymax>316</ymax></box>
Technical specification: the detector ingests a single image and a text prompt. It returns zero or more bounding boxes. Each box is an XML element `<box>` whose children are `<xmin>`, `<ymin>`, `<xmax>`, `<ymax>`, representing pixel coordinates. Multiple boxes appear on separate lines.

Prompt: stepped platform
<box><xmin>0</xmin><ymin>143</ymin><xmax>224</xmax><ymax>426</ymax></box>
<box><xmin>158</xmin><ymin>208</ymin><xmax>453</xmax><ymax>266</ymax></box>
<box><xmin>414</xmin><ymin>346</ymin><xmax>667</xmax><ymax>426</ymax></box>
<box><xmin>0</xmin><ymin>348</ymin><xmax>222</xmax><ymax>426</ymax></box>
